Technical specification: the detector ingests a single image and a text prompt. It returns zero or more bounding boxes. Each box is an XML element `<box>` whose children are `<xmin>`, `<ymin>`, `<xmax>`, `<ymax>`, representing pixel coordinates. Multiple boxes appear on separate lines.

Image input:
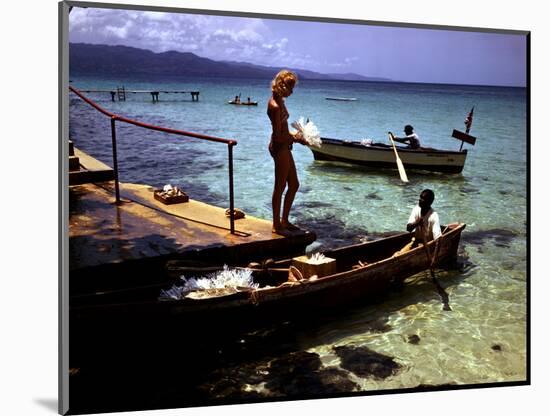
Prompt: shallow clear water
<box><xmin>69</xmin><ymin>75</ymin><xmax>527</xmax><ymax>395</ymax></box>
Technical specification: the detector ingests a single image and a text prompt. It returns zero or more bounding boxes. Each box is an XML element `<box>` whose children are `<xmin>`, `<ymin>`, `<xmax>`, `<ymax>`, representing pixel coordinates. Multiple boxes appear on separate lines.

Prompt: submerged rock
<box><xmin>334</xmin><ymin>345</ymin><xmax>401</xmax><ymax>379</ymax></box>
<box><xmin>315</xmin><ymin>367</ymin><xmax>358</xmax><ymax>393</ymax></box>
<box><xmin>460</xmin><ymin>186</ymin><xmax>480</xmax><ymax>195</ymax></box>
<box><xmin>365</xmin><ymin>318</ymin><xmax>392</xmax><ymax>333</ymax></box>
<box><xmin>407</xmin><ymin>334</ymin><xmax>421</xmax><ymax>345</ymax></box>
<box><xmin>199</xmin><ymin>349</ymin><xmax>359</xmax><ymax>401</ymax></box>
<box><xmin>265</xmin><ymin>351</ymin><xmax>358</xmax><ymax>396</ymax></box>
<box><xmin>365</xmin><ymin>192</ymin><xmax>383</xmax><ymax>200</ymax></box>
<box><xmin>268</xmin><ymin>351</ymin><xmax>322</xmax><ymax>376</ymax></box>
<box><xmin>298</xmin><ymin>201</ymin><xmax>334</xmax><ymax>209</ymax></box>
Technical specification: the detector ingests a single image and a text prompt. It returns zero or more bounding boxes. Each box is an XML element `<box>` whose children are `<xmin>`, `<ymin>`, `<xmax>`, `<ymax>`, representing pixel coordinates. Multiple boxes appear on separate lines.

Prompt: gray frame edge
<box><xmin>59</xmin><ymin>1</ymin><xmax>70</xmax><ymax>414</ymax></box>
<box><xmin>59</xmin><ymin>2</ymin><xmax>530</xmax><ymax>414</ymax></box>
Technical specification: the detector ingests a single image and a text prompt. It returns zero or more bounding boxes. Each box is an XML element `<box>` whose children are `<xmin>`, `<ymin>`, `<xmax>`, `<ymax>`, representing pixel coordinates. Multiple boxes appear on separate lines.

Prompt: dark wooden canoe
<box><xmin>71</xmin><ymin>223</ymin><xmax>465</xmax><ymax>329</ymax></box>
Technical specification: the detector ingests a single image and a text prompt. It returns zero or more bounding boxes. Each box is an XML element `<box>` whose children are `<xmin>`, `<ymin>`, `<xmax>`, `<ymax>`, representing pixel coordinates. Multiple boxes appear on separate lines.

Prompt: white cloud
<box><xmin>104</xmin><ymin>20</ymin><xmax>133</xmax><ymax>39</ymax></box>
<box><xmin>69</xmin><ymin>8</ymin><xmax>284</xmax><ymax>64</ymax></box>
<box><xmin>326</xmin><ymin>56</ymin><xmax>360</xmax><ymax>68</ymax></box>
<box><xmin>68</xmin><ymin>8</ymin><xmax>351</xmax><ymax>73</ymax></box>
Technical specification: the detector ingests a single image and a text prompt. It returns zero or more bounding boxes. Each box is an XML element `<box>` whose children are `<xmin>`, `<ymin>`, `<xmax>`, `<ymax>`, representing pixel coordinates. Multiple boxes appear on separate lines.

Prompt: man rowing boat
<box><xmin>393</xmin><ymin>189</ymin><xmax>441</xmax><ymax>257</ymax></box>
<box><xmin>407</xmin><ymin>189</ymin><xmax>441</xmax><ymax>243</ymax></box>
<box><xmin>391</xmin><ymin>125</ymin><xmax>421</xmax><ymax>149</ymax></box>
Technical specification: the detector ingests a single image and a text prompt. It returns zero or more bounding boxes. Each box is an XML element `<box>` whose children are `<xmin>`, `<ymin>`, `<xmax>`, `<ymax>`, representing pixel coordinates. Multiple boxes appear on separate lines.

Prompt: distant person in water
<box><xmin>267</xmin><ymin>69</ymin><xmax>308</xmax><ymax>236</ymax></box>
<box><xmin>407</xmin><ymin>189</ymin><xmax>441</xmax><ymax>243</ymax></box>
<box><xmin>234</xmin><ymin>95</ymin><xmax>240</xmax><ymax>104</ymax></box>
<box><xmin>392</xmin><ymin>125</ymin><xmax>421</xmax><ymax>149</ymax></box>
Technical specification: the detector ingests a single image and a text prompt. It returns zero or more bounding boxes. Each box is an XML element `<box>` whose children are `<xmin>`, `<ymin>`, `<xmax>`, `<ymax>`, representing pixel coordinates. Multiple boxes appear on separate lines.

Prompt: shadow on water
<box><xmin>67</xmin><ymin>250</ymin><xmax>474</xmax><ymax>414</ymax></box>
<box><xmin>291</xmin><ymin>207</ymin><xmax>429</xmax><ymax>252</ymax></box>
<box><xmin>197</xmin><ymin>351</ymin><xmax>360</xmax><ymax>403</ymax></box>
<box><xmin>335</xmin><ymin>345</ymin><xmax>401</xmax><ymax>379</ymax></box>
<box><xmin>305</xmin><ymin>160</ymin><xmax>468</xmax><ymax>183</ymax></box>
<box><xmin>462</xmin><ymin>228</ymin><xmax>523</xmax><ymax>248</ymax></box>
<box><xmin>67</xmin><ymin>181</ymin><xmax>481</xmax><ymax>412</ymax></box>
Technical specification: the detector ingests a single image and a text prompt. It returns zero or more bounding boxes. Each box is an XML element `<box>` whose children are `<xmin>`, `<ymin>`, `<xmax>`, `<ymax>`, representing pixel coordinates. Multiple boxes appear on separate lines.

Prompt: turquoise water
<box><xmin>69</xmin><ymin>75</ymin><xmax>527</xmax><ymax>396</ymax></box>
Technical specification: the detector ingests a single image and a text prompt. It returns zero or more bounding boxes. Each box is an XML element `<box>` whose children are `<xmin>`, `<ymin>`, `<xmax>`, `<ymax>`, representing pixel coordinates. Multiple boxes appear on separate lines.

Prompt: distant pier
<box><xmin>79</xmin><ymin>86</ymin><xmax>200</xmax><ymax>102</ymax></box>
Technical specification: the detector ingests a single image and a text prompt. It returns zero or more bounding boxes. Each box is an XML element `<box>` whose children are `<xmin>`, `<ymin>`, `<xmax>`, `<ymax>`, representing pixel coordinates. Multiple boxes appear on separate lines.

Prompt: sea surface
<box><xmin>69</xmin><ymin>75</ymin><xmax>527</xmax><ymax>406</ymax></box>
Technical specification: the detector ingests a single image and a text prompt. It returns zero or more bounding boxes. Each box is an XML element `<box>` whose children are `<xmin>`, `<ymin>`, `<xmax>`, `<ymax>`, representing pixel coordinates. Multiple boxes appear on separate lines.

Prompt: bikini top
<box><xmin>280</xmin><ymin>102</ymin><xmax>289</xmax><ymax>122</ymax></box>
<box><xmin>268</xmin><ymin>98</ymin><xmax>290</xmax><ymax>141</ymax></box>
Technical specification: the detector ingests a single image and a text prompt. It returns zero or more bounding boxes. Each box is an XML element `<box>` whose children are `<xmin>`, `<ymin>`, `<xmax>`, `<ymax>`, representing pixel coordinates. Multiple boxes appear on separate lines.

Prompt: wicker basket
<box><xmin>154</xmin><ymin>190</ymin><xmax>189</xmax><ymax>204</ymax></box>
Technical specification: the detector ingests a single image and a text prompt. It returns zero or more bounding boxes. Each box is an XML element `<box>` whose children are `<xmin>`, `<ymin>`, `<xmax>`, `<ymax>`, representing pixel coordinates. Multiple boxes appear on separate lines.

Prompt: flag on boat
<box><xmin>464</xmin><ymin>106</ymin><xmax>474</xmax><ymax>132</ymax></box>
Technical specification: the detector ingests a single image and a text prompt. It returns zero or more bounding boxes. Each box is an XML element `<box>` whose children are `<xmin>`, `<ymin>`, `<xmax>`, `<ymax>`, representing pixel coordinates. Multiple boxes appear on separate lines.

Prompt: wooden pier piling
<box><xmin>80</xmin><ymin>87</ymin><xmax>200</xmax><ymax>102</ymax></box>
<box><xmin>117</xmin><ymin>86</ymin><xmax>126</xmax><ymax>101</ymax></box>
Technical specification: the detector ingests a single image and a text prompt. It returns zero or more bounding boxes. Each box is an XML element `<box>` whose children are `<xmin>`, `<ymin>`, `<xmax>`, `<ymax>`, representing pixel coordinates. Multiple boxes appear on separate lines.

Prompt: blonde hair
<box><xmin>271</xmin><ymin>69</ymin><xmax>297</xmax><ymax>96</ymax></box>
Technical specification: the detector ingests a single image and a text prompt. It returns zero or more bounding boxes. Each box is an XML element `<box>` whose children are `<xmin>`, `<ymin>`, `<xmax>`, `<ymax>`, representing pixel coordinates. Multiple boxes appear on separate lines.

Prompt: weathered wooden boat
<box><xmin>325</xmin><ymin>97</ymin><xmax>358</xmax><ymax>101</ymax></box>
<box><xmin>71</xmin><ymin>223</ymin><xmax>465</xmax><ymax>331</ymax></box>
<box><xmin>309</xmin><ymin>137</ymin><xmax>470</xmax><ymax>174</ymax></box>
<box><xmin>228</xmin><ymin>100</ymin><xmax>258</xmax><ymax>106</ymax></box>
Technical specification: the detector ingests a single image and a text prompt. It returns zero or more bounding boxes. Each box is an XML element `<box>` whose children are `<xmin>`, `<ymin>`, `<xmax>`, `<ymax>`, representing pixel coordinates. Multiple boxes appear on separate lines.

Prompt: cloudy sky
<box><xmin>69</xmin><ymin>7</ymin><xmax>527</xmax><ymax>87</ymax></box>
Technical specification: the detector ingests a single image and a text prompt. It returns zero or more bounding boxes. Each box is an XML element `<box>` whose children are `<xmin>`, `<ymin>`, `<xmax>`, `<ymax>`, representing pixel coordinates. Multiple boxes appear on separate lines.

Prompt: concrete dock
<box><xmin>69</xmin><ymin>149</ymin><xmax>316</xmax><ymax>294</ymax></box>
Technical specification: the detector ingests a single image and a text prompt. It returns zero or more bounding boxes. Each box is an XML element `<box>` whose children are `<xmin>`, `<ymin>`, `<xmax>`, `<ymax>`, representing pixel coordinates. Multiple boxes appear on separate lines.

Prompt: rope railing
<box><xmin>69</xmin><ymin>86</ymin><xmax>238</xmax><ymax>234</ymax></box>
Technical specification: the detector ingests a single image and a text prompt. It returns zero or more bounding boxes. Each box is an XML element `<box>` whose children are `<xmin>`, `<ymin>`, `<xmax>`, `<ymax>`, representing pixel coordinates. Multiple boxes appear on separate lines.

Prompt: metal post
<box><xmin>110</xmin><ymin>116</ymin><xmax>121</xmax><ymax>204</ymax></box>
<box><xmin>228</xmin><ymin>143</ymin><xmax>235</xmax><ymax>234</ymax></box>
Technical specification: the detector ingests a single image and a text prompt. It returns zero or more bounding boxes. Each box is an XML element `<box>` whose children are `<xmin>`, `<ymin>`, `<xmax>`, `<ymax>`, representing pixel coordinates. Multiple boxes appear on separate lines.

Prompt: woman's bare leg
<box><xmin>272</xmin><ymin>150</ymin><xmax>291</xmax><ymax>234</ymax></box>
<box><xmin>281</xmin><ymin>153</ymin><xmax>300</xmax><ymax>229</ymax></box>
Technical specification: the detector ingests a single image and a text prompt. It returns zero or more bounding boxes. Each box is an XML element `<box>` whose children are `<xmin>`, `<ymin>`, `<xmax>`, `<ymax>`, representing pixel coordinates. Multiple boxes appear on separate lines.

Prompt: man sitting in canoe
<box><xmin>407</xmin><ymin>189</ymin><xmax>441</xmax><ymax>242</ymax></box>
<box><xmin>391</xmin><ymin>125</ymin><xmax>421</xmax><ymax>149</ymax></box>
<box><xmin>394</xmin><ymin>189</ymin><xmax>440</xmax><ymax>256</ymax></box>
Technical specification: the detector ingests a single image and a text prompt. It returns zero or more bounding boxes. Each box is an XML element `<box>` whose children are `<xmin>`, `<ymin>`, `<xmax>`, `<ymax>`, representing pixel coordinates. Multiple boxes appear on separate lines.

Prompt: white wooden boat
<box><xmin>309</xmin><ymin>137</ymin><xmax>469</xmax><ymax>174</ymax></box>
<box><xmin>325</xmin><ymin>97</ymin><xmax>358</xmax><ymax>101</ymax></box>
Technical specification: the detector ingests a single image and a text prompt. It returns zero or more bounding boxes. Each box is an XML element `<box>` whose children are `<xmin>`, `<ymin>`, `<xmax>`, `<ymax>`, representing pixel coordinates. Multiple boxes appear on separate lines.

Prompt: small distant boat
<box><xmin>228</xmin><ymin>100</ymin><xmax>258</xmax><ymax>106</ymax></box>
<box><xmin>325</xmin><ymin>97</ymin><xmax>358</xmax><ymax>101</ymax></box>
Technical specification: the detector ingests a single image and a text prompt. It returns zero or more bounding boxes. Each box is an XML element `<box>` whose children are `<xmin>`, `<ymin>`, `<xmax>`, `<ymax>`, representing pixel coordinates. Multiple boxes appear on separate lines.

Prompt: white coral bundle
<box><xmin>159</xmin><ymin>265</ymin><xmax>258</xmax><ymax>300</ymax></box>
<box><xmin>185</xmin><ymin>266</ymin><xmax>257</xmax><ymax>290</ymax></box>
<box><xmin>308</xmin><ymin>252</ymin><xmax>332</xmax><ymax>265</ymax></box>
<box><xmin>160</xmin><ymin>184</ymin><xmax>185</xmax><ymax>198</ymax></box>
<box><xmin>291</xmin><ymin>117</ymin><xmax>322</xmax><ymax>148</ymax></box>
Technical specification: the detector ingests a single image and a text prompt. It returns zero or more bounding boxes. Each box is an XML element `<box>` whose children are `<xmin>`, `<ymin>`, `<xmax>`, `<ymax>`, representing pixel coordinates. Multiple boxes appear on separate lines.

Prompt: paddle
<box><xmin>421</xmin><ymin>227</ymin><xmax>452</xmax><ymax>311</ymax></box>
<box><xmin>388</xmin><ymin>132</ymin><xmax>409</xmax><ymax>183</ymax></box>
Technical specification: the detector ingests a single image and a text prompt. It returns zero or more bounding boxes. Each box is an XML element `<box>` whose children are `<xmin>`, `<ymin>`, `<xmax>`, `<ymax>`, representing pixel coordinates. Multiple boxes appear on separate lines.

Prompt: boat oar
<box><xmin>388</xmin><ymin>133</ymin><xmax>409</xmax><ymax>183</ymax></box>
<box><xmin>422</xmin><ymin>238</ymin><xmax>452</xmax><ymax>311</ymax></box>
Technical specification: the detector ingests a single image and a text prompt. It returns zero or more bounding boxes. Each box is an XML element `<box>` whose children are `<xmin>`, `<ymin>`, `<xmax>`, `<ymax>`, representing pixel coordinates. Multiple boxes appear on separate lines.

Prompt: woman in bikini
<box><xmin>267</xmin><ymin>70</ymin><xmax>308</xmax><ymax>236</ymax></box>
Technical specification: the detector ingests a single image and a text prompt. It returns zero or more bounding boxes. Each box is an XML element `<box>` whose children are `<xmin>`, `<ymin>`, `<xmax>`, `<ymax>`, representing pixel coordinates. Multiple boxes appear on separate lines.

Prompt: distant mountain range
<box><xmin>69</xmin><ymin>43</ymin><xmax>392</xmax><ymax>82</ymax></box>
